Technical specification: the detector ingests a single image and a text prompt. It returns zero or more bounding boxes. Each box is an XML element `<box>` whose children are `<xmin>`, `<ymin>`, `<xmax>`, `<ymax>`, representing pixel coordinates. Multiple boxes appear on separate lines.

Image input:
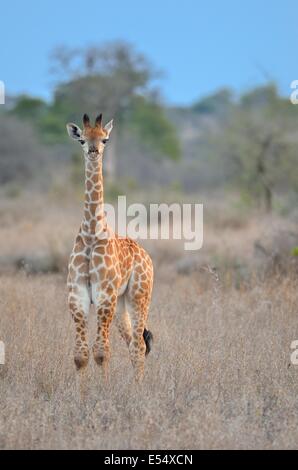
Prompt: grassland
<box><xmin>1</xmin><ymin>191</ymin><xmax>298</xmax><ymax>449</ymax></box>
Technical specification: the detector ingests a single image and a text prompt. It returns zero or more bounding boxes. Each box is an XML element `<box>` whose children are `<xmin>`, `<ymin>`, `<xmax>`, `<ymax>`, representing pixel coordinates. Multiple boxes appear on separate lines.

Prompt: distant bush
<box><xmin>0</xmin><ymin>116</ymin><xmax>49</xmax><ymax>184</ymax></box>
<box><xmin>291</xmin><ymin>247</ymin><xmax>298</xmax><ymax>257</ymax></box>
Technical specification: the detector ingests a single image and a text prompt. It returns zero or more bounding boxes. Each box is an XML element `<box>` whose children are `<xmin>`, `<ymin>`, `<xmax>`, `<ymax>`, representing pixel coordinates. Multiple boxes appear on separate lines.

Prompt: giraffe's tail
<box><xmin>143</xmin><ymin>329</ymin><xmax>153</xmax><ymax>356</ymax></box>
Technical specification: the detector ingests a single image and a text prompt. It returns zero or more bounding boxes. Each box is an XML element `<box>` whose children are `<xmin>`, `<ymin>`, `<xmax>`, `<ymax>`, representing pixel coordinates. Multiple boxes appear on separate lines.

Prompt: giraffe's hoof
<box><xmin>92</xmin><ymin>346</ymin><xmax>109</xmax><ymax>367</ymax></box>
<box><xmin>74</xmin><ymin>352</ymin><xmax>89</xmax><ymax>370</ymax></box>
<box><xmin>93</xmin><ymin>351</ymin><xmax>106</xmax><ymax>366</ymax></box>
<box><xmin>94</xmin><ymin>355</ymin><xmax>104</xmax><ymax>366</ymax></box>
<box><xmin>134</xmin><ymin>372</ymin><xmax>144</xmax><ymax>384</ymax></box>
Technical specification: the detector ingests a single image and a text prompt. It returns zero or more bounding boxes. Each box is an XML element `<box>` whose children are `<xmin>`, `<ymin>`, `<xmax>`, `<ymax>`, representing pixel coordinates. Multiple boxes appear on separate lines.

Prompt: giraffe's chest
<box><xmin>89</xmin><ymin>241</ymin><xmax>133</xmax><ymax>292</ymax></box>
<box><xmin>89</xmin><ymin>247</ymin><xmax>131</xmax><ymax>305</ymax></box>
<box><xmin>70</xmin><ymin>236</ymin><xmax>133</xmax><ymax>291</ymax></box>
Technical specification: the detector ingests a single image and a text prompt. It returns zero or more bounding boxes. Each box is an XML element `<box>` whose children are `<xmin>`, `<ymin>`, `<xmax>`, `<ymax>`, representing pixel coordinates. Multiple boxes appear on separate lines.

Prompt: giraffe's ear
<box><xmin>104</xmin><ymin>119</ymin><xmax>113</xmax><ymax>137</ymax></box>
<box><xmin>66</xmin><ymin>123</ymin><xmax>82</xmax><ymax>140</ymax></box>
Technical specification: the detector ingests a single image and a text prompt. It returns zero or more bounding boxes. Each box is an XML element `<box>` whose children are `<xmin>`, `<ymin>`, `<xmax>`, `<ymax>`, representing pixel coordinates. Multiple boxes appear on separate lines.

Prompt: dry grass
<box><xmin>1</xmin><ymin>192</ymin><xmax>298</xmax><ymax>449</ymax></box>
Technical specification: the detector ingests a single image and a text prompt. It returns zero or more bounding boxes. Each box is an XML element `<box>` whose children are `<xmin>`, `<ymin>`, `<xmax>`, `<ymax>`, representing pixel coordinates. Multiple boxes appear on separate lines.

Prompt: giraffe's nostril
<box><xmin>88</xmin><ymin>148</ymin><xmax>99</xmax><ymax>160</ymax></box>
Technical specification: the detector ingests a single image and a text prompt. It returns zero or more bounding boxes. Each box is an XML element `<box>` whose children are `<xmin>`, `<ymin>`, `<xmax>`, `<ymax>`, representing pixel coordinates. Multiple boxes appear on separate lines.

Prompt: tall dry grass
<box><xmin>1</xmin><ymin>270</ymin><xmax>298</xmax><ymax>449</ymax></box>
<box><xmin>1</xmin><ymin>191</ymin><xmax>298</xmax><ymax>449</ymax></box>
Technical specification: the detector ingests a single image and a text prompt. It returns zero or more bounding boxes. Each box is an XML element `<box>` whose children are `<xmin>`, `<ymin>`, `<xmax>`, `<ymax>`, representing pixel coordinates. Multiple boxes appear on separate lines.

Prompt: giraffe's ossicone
<box><xmin>66</xmin><ymin>113</ymin><xmax>154</xmax><ymax>383</ymax></box>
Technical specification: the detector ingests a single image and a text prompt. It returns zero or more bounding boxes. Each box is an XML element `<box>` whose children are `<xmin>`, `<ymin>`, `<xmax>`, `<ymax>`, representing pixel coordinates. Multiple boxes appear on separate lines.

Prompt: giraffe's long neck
<box><xmin>81</xmin><ymin>157</ymin><xmax>107</xmax><ymax>239</ymax></box>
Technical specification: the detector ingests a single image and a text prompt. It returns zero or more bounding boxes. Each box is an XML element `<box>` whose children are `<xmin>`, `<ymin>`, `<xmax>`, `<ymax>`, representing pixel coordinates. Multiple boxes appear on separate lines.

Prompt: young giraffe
<box><xmin>66</xmin><ymin>113</ymin><xmax>153</xmax><ymax>384</ymax></box>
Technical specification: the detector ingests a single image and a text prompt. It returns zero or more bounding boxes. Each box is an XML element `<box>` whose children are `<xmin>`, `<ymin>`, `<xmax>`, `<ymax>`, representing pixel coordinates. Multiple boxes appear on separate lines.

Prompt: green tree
<box><xmin>11</xmin><ymin>95</ymin><xmax>47</xmax><ymax>120</ymax></box>
<box><xmin>192</xmin><ymin>88</ymin><xmax>234</xmax><ymax>117</ymax></box>
<box><xmin>210</xmin><ymin>85</ymin><xmax>297</xmax><ymax>212</ymax></box>
<box><xmin>48</xmin><ymin>42</ymin><xmax>180</xmax><ymax>179</ymax></box>
<box><xmin>240</xmin><ymin>83</ymin><xmax>279</xmax><ymax>110</ymax></box>
<box><xmin>128</xmin><ymin>96</ymin><xmax>180</xmax><ymax>161</ymax></box>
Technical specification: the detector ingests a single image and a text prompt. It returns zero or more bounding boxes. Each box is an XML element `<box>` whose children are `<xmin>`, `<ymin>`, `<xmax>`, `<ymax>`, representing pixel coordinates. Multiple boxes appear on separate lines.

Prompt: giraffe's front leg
<box><xmin>67</xmin><ymin>284</ymin><xmax>90</xmax><ymax>399</ymax></box>
<box><xmin>69</xmin><ymin>284</ymin><xmax>91</xmax><ymax>369</ymax></box>
<box><xmin>68</xmin><ymin>284</ymin><xmax>91</xmax><ymax>399</ymax></box>
<box><xmin>92</xmin><ymin>297</ymin><xmax>117</xmax><ymax>382</ymax></box>
<box><xmin>68</xmin><ymin>236</ymin><xmax>91</xmax><ymax>370</ymax></box>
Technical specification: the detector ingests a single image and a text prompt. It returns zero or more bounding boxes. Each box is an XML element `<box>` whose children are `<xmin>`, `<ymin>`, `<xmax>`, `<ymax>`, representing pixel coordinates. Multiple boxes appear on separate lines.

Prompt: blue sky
<box><xmin>0</xmin><ymin>0</ymin><xmax>296</xmax><ymax>105</ymax></box>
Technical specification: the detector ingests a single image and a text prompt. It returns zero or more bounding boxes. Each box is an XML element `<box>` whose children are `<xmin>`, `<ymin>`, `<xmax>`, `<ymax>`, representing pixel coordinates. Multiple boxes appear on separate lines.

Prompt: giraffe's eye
<box><xmin>102</xmin><ymin>139</ymin><xmax>109</xmax><ymax>145</ymax></box>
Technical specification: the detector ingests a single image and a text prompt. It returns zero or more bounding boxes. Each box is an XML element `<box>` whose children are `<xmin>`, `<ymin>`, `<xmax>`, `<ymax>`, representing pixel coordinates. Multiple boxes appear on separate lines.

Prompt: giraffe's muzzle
<box><xmin>88</xmin><ymin>151</ymin><xmax>100</xmax><ymax>161</ymax></box>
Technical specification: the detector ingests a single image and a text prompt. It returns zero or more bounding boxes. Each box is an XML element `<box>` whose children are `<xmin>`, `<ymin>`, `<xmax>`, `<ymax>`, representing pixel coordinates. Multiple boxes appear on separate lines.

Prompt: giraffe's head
<box><xmin>66</xmin><ymin>114</ymin><xmax>113</xmax><ymax>161</ymax></box>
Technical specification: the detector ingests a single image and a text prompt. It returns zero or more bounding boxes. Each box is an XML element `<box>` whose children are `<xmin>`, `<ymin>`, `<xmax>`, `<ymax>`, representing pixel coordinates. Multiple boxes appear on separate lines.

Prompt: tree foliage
<box><xmin>192</xmin><ymin>88</ymin><xmax>234</xmax><ymax>117</ymax></box>
<box><xmin>128</xmin><ymin>96</ymin><xmax>180</xmax><ymax>161</ymax></box>
<box><xmin>12</xmin><ymin>42</ymin><xmax>181</xmax><ymax>162</ymax></box>
<box><xmin>209</xmin><ymin>84</ymin><xmax>298</xmax><ymax>211</ymax></box>
<box><xmin>0</xmin><ymin>115</ymin><xmax>49</xmax><ymax>184</ymax></box>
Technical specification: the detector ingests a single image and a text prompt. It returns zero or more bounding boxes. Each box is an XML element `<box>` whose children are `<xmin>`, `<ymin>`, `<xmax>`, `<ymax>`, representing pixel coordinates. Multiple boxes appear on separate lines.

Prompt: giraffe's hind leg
<box><xmin>126</xmin><ymin>252</ymin><xmax>153</xmax><ymax>382</ymax></box>
<box><xmin>115</xmin><ymin>296</ymin><xmax>132</xmax><ymax>347</ymax></box>
<box><xmin>126</xmin><ymin>294</ymin><xmax>151</xmax><ymax>383</ymax></box>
